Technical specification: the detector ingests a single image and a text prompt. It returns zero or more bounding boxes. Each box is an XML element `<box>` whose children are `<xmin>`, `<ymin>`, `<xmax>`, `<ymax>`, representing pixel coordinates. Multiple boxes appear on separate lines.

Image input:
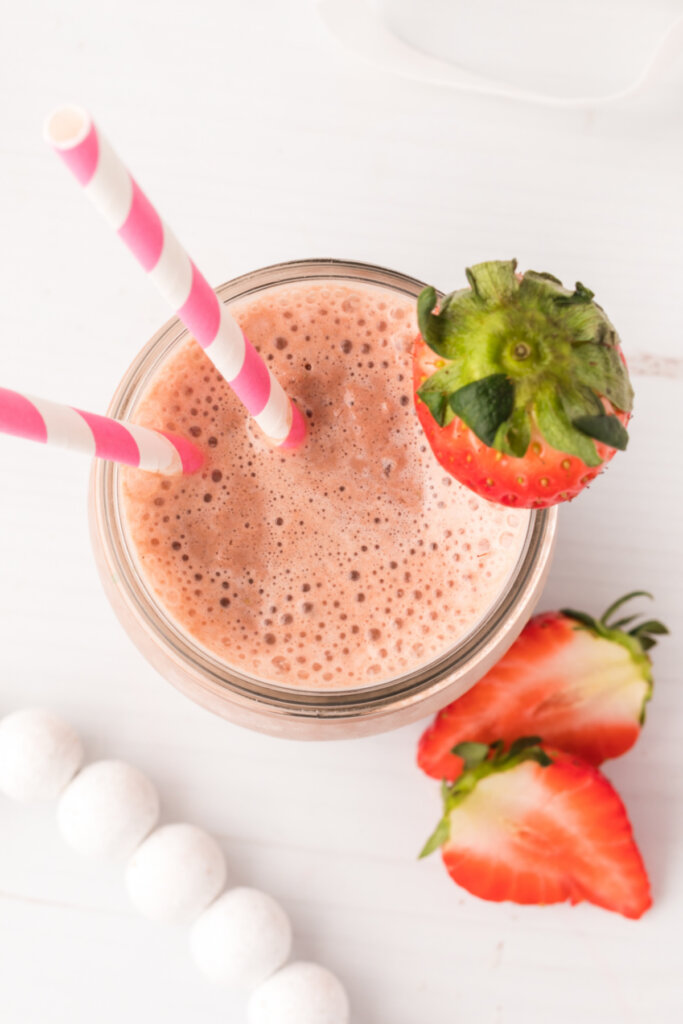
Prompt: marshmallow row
<box><xmin>0</xmin><ymin>708</ymin><xmax>349</xmax><ymax>1024</ymax></box>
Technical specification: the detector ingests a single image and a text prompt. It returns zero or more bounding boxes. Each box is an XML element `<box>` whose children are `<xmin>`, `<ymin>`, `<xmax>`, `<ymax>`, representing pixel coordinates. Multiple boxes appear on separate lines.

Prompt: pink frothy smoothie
<box><xmin>120</xmin><ymin>280</ymin><xmax>529</xmax><ymax>690</ymax></box>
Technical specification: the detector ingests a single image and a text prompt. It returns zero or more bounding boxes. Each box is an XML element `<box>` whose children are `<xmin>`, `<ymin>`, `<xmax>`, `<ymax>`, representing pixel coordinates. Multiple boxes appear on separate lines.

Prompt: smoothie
<box><xmin>120</xmin><ymin>280</ymin><xmax>529</xmax><ymax>690</ymax></box>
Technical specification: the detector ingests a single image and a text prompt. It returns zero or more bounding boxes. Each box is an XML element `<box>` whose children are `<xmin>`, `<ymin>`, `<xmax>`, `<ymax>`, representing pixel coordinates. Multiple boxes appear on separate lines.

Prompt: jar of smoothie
<box><xmin>90</xmin><ymin>259</ymin><xmax>557</xmax><ymax>739</ymax></box>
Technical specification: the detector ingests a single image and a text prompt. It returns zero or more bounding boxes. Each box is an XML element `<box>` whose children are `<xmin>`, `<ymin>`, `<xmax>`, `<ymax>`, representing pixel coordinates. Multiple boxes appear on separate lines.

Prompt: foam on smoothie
<box><xmin>120</xmin><ymin>281</ymin><xmax>529</xmax><ymax>689</ymax></box>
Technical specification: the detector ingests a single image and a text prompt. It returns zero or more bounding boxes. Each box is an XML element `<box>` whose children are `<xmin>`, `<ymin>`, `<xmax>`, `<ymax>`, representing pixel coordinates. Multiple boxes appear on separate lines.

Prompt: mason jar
<box><xmin>90</xmin><ymin>259</ymin><xmax>557</xmax><ymax>739</ymax></box>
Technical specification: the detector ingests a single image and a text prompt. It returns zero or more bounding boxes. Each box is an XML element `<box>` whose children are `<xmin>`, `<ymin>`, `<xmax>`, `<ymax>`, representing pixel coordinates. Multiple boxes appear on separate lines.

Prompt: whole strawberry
<box><xmin>420</xmin><ymin>739</ymin><xmax>651</xmax><ymax>919</ymax></box>
<box><xmin>414</xmin><ymin>259</ymin><xmax>633</xmax><ymax>507</ymax></box>
<box><xmin>418</xmin><ymin>591</ymin><xmax>667</xmax><ymax>782</ymax></box>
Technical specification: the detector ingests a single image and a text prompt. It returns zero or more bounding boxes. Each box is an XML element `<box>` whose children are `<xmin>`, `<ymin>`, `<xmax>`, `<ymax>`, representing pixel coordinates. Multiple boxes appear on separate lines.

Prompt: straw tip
<box><xmin>278</xmin><ymin>401</ymin><xmax>308</xmax><ymax>450</ymax></box>
<box><xmin>162</xmin><ymin>432</ymin><xmax>205</xmax><ymax>475</ymax></box>
<box><xmin>44</xmin><ymin>104</ymin><xmax>92</xmax><ymax>149</ymax></box>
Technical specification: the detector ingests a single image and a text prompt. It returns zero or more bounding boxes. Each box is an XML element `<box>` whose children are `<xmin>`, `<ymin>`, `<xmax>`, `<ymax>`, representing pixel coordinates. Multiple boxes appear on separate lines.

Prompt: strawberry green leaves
<box><xmin>572</xmin><ymin>344</ymin><xmax>634</xmax><ymax>412</ymax></box>
<box><xmin>565</xmin><ymin>593</ymin><xmax>671</xmax><ymax>647</ymax></box>
<box><xmin>495</xmin><ymin>407</ymin><xmax>531</xmax><ymax>458</ymax></box>
<box><xmin>419</xmin><ymin>814</ymin><xmax>452</xmax><ymax>859</ymax></box>
<box><xmin>553</xmin><ymin>281</ymin><xmax>595</xmax><ymax>306</ymax></box>
<box><xmin>465</xmin><ymin>259</ymin><xmax>518</xmax><ymax>302</ymax></box>
<box><xmin>573</xmin><ymin>414</ymin><xmax>629</xmax><ymax>451</ymax></box>
<box><xmin>449</xmin><ymin>375</ymin><xmax>514</xmax><ymax>446</ymax></box>
<box><xmin>416</xmin><ymin>361</ymin><xmax>468</xmax><ymax>426</ymax></box>
<box><xmin>418</xmin><ymin>371</ymin><xmax>521</xmax><ymax>450</ymax></box>
<box><xmin>416</xmin><ymin>286</ymin><xmax>445</xmax><ymax>356</ymax></box>
<box><xmin>631</xmin><ymin>621</ymin><xmax>669</xmax><ymax>653</ymax></box>
<box><xmin>450</xmin><ymin>741</ymin><xmax>490</xmax><ymax>771</ymax></box>
<box><xmin>534</xmin><ymin>387</ymin><xmax>602</xmax><ymax>466</ymax></box>
<box><xmin>415</xmin><ymin>260</ymin><xmax>634</xmax><ymax>465</ymax></box>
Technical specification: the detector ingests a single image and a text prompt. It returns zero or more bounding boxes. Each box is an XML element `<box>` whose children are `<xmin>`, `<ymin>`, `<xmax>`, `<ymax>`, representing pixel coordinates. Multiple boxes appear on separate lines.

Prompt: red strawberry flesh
<box><xmin>414</xmin><ymin>334</ymin><xmax>629</xmax><ymax>508</ymax></box>
<box><xmin>418</xmin><ymin>594</ymin><xmax>665</xmax><ymax>780</ymax></box>
<box><xmin>424</xmin><ymin>742</ymin><xmax>652</xmax><ymax>919</ymax></box>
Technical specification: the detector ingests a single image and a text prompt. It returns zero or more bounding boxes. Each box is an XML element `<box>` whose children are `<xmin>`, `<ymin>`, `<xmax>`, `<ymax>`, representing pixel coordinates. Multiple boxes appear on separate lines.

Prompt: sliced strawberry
<box><xmin>420</xmin><ymin>740</ymin><xmax>652</xmax><ymax>919</ymax></box>
<box><xmin>418</xmin><ymin>592</ymin><xmax>666</xmax><ymax>781</ymax></box>
<box><xmin>413</xmin><ymin>260</ymin><xmax>633</xmax><ymax>508</ymax></box>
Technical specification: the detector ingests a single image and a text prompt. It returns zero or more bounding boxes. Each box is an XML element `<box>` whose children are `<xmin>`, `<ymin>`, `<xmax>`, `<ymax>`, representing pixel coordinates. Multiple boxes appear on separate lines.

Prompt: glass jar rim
<box><xmin>91</xmin><ymin>258</ymin><xmax>557</xmax><ymax>727</ymax></box>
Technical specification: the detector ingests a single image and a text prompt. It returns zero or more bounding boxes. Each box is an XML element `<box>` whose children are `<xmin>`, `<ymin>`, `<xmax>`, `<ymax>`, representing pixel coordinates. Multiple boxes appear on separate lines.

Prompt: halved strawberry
<box><xmin>418</xmin><ymin>592</ymin><xmax>667</xmax><ymax>782</ymax></box>
<box><xmin>413</xmin><ymin>260</ymin><xmax>633</xmax><ymax>507</ymax></box>
<box><xmin>420</xmin><ymin>739</ymin><xmax>651</xmax><ymax>919</ymax></box>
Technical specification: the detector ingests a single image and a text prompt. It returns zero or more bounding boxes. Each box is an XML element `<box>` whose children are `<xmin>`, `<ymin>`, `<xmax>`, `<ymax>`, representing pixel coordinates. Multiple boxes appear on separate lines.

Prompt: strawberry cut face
<box><xmin>442</xmin><ymin>759</ymin><xmax>575</xmax><ymax>904</ymax></box>
<box><xmin>423</xmin><ymin>741</ymin><xmax>652</xmax><ymax>920</ymax></box>
<box><xmin>418</xmin><ymin>613</ymin><xmax>651</xmax><ymax>780</ymax></box>
<box><xmin>418</xmin><ymin>594</ymin><xmax>666</xmax><ymax>782</ymax></box>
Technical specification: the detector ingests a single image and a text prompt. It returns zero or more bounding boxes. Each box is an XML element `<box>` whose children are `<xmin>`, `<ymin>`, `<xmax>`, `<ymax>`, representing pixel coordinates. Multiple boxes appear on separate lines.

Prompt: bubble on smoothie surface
<box><xmin>120</xmin><ymin>282</ymin><xmax>529</xmax><ymax>690</ymax></box>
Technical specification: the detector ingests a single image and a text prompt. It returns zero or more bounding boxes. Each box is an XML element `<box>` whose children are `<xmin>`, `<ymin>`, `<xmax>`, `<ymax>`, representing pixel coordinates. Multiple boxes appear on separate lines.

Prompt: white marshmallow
<box><xmin>248</xmin><ymin>962</ymin><xmax>350</xmax><ymax>1024</ymax></box>
<box><xmin>0</xmin><ymin>708</ymin><xmax>83</xmax><ymax>801</ymax></box>
<box><xmin>125</xmin><ymin>823</ymin><xmax>227</xmax><ymax>924</ymax></box>
<box><xmin>190</xmin><ymin>887</ymin><xmax>292</xmax><ymax>989</ymax></box>
<box><xmin>57</xmin><ymin>760</ymin><xmax>159</xmax><ymax>859</ymax></box>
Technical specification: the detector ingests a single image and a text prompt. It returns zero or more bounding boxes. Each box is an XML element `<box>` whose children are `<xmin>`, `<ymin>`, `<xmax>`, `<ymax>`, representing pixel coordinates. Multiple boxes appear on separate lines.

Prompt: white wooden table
<box><xmin>1</xmin><ymin>2</ymin><xmax>682</xmax><ymax>1021</ymax></box>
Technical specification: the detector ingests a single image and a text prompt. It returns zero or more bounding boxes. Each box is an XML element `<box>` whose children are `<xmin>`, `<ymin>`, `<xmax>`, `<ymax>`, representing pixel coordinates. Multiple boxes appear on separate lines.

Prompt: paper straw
<box><xmin>44</xmin><ymin>105</ymin><xmax>306</xmax><ymax>451</ymax></box>
<box><xmin>0</xmin><ymin>387</ymin><xmax>203</xmax><ymax>475</ymax></box>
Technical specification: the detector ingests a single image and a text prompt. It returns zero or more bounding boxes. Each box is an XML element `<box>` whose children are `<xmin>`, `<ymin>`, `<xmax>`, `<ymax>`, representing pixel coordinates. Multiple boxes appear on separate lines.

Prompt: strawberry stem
<box><xmin>600</xmin><ymin>590</ymin><xmax>654</xmax><ymax>628</ymax></box>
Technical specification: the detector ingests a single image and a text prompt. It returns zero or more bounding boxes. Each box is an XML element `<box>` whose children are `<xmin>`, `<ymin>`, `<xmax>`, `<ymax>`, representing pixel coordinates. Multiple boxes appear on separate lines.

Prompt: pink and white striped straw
<box><xmin>0</xmin><ymin>387</ymin><xmax>203</xmax><ymax>475</ymax></box>
<box><xmin>44</xmin><ymin>105</ymin><xmax>306</xmax><ymax>450</ymax></box>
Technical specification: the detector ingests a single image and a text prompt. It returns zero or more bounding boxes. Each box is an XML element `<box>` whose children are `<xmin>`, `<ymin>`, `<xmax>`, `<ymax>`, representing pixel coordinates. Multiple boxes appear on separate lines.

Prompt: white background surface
<box><xmin>1</xmin><ymin>2</ymin><xmax>683</xmax><ymax>1021</ymax></box>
